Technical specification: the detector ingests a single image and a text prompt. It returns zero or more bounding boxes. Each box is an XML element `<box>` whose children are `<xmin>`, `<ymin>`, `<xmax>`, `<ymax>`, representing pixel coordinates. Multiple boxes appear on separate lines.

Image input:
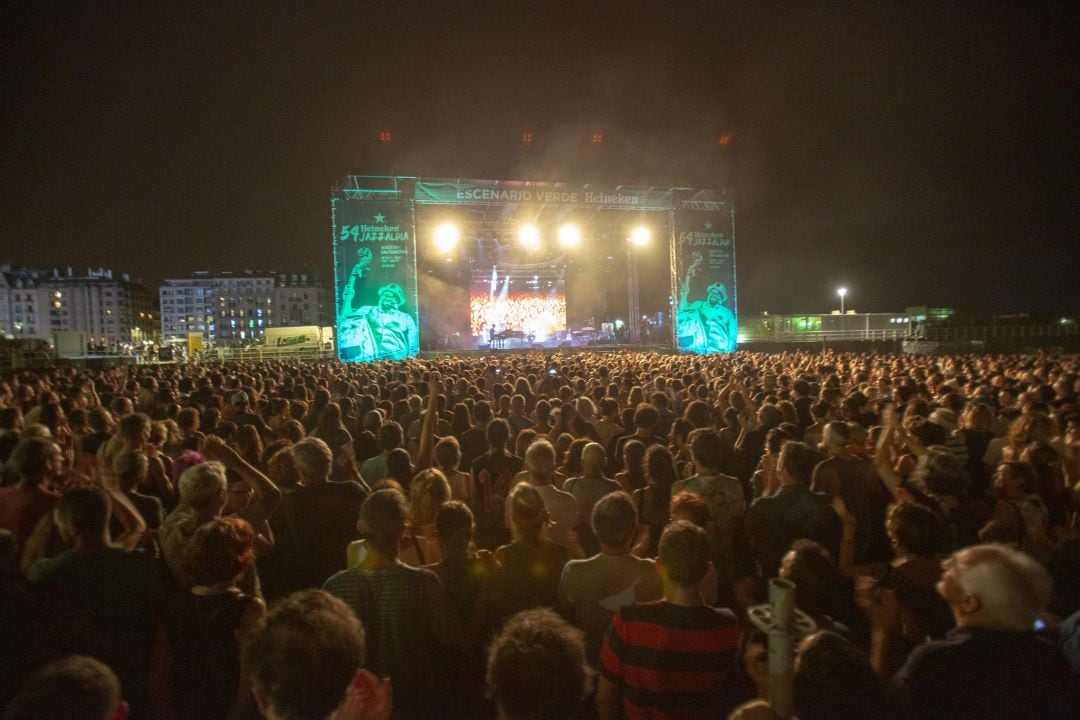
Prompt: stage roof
<box><xmin>334</xmin><ymin>175</ymin><xmax>730</xmax><ymax>250</ymax></box>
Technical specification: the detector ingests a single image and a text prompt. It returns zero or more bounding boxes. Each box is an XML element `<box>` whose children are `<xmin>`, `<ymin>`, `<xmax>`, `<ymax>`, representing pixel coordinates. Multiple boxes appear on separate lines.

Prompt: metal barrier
<box><xmin>208</xmin><ymin>346</ymin><xmax>336</xmax><ymax>362</ymax></box>
<box><xmin>739</xmin><ymin>323</ymin><xmax>1077</xmax><ymax>344</ymax></box>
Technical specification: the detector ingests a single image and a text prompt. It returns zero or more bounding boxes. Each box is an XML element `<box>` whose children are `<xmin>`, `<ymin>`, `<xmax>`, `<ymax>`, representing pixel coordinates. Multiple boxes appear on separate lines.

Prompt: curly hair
<box><xmin>183</xmin><ymin>516</ymin><xmax>255</xmax><ymax>587</ymax></box>
<box><xmin>486</xmin><ymin>608</ymin><xmax>592</xmax><ymax>720</ymax></box>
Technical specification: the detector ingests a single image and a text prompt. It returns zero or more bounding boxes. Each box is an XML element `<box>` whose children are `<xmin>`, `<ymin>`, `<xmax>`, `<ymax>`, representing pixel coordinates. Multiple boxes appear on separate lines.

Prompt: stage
<box><xmin>332</xmin><ymin>177</ymin><xmax>737</xmax><ymax>361</ymax></box>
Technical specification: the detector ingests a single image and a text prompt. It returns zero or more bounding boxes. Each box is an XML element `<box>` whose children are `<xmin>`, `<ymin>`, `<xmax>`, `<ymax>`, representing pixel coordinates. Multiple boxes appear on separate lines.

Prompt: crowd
<box><xmin>470</xmin><ymin>293</ymin><xmax>567</xmax><ymax>338</ymax></box>
<box><xmin>0</xmin><ymin>349</ymin><xmax>1078</xmax><ymax>720</ymax></box>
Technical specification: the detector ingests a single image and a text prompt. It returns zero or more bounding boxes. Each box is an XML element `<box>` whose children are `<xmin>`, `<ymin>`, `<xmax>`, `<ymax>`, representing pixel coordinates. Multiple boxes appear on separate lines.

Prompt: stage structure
<box><xmin>332</xmin><ymin>176</ymin><xmax>736</xmax><ymax>361</ymax></box>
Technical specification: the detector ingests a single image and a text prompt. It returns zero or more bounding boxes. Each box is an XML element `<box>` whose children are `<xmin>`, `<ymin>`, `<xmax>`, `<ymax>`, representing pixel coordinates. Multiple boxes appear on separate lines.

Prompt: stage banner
<box><xmin>415</xmin><ymin>181</ymin><xmax>673</xmax><ymax>210</ymax></box>
<box><xmin>674</xmin><ymin>204</ymin><xmax>738</xmax><ymax>354</ymax></box>
<box><xmin>333</xmin><ymin>197</ymin><xmax>420</xmax><ymax>362</ymax></box>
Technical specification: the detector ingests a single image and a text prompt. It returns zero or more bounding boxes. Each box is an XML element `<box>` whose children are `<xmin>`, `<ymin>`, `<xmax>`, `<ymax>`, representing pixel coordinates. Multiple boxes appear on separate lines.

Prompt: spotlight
<box><xmin>629</xmin><ymin>226</ymin><xmax>650</xmax><ymax>246</ymax></box>
<box><xmin>519</xmin><ymin>224</ymin><xmax>540</xmax><ymax>250</ymax></box>
<box><xmin>434</xmin><ymin>223</ymin><xmax>459</xmax><ymax>253</ymax></box>
<box><xmin>558</xmin><ymin>224</ymin><xmax>581</xmax><ymax>248</ymax></box>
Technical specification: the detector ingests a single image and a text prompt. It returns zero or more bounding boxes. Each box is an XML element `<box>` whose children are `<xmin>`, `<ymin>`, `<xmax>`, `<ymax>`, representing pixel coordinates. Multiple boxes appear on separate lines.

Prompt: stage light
<box><xmin>434</xmin><ymin>223</ymin><xmax>460</xmax><ymax>253</ymax></box>
<box><xmin>558</xmin><ymin>224</ymin><xmax>581</xmax><ymax>248</ymax></box>
<box><xmin>629</xmin><ymin>226</ymin><xmax>650</xmax><ymax>246</ymax></box>
<box><xmin>519</xmin><ymin>224</ymin><xmax>540</xmax><ymax>250</ymax></box>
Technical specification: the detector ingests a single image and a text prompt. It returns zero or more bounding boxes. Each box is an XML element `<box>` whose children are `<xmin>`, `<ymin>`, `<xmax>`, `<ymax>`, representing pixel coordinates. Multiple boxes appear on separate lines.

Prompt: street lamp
<box><xmin>837</xmin><ymin>287</ymin><xmax>847</xmax><ymax>314</ymax></box>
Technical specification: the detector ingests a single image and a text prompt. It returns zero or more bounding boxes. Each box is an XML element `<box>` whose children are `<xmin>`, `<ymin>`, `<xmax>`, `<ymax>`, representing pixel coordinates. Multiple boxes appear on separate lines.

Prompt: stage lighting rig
<box><xmin>629</xmin><ymin>226</ymin><xmax>650</xmax><ymax>246</ymax></box>
<box><xmin>519</xmin><ymin>224</ymin><xmax>540</xmax><ymax>250</ymax></box>
<box><xmin>434</xmin><ymin>223</ymin><xmax>460</xmax><ymax>253</ymax></box>
<box><xmin>558</xmin><ymin>224</ymin><xmax>581</xmax><ymax>248</ymax></box>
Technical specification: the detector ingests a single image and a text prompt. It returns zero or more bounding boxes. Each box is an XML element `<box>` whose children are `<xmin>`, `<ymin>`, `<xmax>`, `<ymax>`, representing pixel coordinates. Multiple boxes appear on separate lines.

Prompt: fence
<box><xmin>738</xmin><ymin>323</ymin><xmax>1077</xmax><ymax>345</ymax></box>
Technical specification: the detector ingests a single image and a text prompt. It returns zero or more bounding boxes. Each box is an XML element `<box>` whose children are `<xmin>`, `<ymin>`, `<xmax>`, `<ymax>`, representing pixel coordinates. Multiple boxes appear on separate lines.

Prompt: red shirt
<box><xmin>0</xmin><ymin>484</ymin><xmax>59</xmax><ymax>546</ymax></box>
<box><xmin>601</xmin><ymin>600</ymin><xmax>742</xmax><ymax>719</ymax></box>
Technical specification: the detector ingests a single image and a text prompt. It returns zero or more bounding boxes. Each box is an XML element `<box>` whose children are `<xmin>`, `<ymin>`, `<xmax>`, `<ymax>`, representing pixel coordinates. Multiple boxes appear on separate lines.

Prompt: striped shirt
<box><xmin>324</xmin><ymin>563</ymin><xmax>460</xmax><ymax>720</ymax></box>
<box><xmin>600</xmin><ymin>601</ymin><xmax>742</xmax><ymax>719</ymax></box>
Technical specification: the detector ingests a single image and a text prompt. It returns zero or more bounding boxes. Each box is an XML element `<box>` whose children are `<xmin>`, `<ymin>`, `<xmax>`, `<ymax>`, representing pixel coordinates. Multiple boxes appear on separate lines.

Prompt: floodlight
<box><xmin>434</xmin><ymin>223</ymin><xmax>459</xmax><ymax>253</ymax></box>
<box><xmin>519</xmin><ymin>224</ymin><xmax>540</xmax><ymax>250</ymax></box>
<box><xmin>558</xmin><ymin>224</ymin><xmax>581</xmax><ymax>248</ymax></box>
<box><xmin>629</xmin><ymin>226</ymin><xmax>650</xmax><ymax>246</ymax></box>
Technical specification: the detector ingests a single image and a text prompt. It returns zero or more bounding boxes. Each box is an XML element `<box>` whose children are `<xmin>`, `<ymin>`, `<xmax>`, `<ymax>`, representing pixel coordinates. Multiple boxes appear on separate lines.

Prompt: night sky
<box><xmin>2</xmin><ymin>2</ymin><xmax>1077</xmax><ymax>316</ymax></box>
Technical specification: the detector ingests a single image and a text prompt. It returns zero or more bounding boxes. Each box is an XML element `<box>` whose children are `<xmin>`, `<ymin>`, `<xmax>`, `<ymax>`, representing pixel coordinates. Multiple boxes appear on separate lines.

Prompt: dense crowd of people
<box><xmin>0</xmin><ymin>349</ymin><xmax>1078</xmax><ymax>719</ymax></box>
<box><xmin>470</xmin><ymin>294</ymin><xmax>567</xmax><ymax>338</ymax></box>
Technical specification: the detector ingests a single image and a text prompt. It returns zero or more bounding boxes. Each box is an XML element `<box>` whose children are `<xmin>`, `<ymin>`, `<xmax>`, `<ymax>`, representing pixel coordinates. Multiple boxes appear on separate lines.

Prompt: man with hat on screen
<box><xmin>339</xmin><ymin>281</ymin><xmax>419</xmax><ymax>361</ymax></box>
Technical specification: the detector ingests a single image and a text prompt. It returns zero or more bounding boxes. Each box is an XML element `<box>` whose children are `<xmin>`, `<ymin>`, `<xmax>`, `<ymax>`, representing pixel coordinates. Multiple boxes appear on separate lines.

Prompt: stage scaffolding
<box><xmin>331</xmin><ymin>177</ymin><xmax>735</xmax><ymax>355</ymax></box>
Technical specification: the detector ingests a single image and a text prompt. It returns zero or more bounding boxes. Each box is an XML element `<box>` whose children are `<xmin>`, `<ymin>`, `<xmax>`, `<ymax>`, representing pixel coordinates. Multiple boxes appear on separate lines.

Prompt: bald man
<box><xmin>563</xmin><ymin>442</ymin><xmax>622</xmax><ymax>556</ymax></box>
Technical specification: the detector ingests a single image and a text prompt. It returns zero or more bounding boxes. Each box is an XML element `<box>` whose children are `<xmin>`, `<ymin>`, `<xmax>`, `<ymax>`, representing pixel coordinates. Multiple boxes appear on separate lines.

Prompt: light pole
<box><xmin>837</xmin><ymin>287</ymin><xmax>847</xmax><ymax>314</ymax></box>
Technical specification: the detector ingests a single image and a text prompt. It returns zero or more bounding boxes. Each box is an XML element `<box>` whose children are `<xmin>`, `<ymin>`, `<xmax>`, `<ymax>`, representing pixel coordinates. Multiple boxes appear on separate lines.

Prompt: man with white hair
<box><xmin>874</xmin><ymin>544</ymin><xmax>1079</xmax><ymax>719</ymax></box>
<box><xmin>159</xmin><ymin>436</ymin><xmax>279</xmax><ymax>588</ymax></box>
<box><xmin>158</xmin><ymin>459</ymin><xmax>228</xmax><ymax>586</ymax></box>
<box><xmin>505</xmin><ymin>439</ymin><xmax>579</xmax><ymax>554</ymax></box>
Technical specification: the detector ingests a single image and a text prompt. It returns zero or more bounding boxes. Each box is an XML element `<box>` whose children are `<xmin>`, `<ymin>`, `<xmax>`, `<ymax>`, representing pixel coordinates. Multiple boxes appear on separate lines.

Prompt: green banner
<box><xmin>674</xmin><ymin>205</ymin><xmax>738</xmax><ymax>354</ymax></box>
<box><xmin>333</xmin><ymin>198</ymin><xmax>420</xmax><ymax>361</ymax></box>
<box><xmin>415</xmin><ymin>181</ymin><xmax>674</xmax><ymax>210</ymax></box>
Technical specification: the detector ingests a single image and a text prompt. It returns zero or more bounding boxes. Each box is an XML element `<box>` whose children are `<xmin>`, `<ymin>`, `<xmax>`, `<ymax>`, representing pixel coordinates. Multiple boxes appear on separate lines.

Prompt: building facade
<box><xmin>0</xmin><ymin>265</ymin><xmax>154</xmax><ymax>348</ymax></box>
<box><xmin>160</xmin><ymin>271</ymin><xmax>329</xmax><ymax>345</ymax></box>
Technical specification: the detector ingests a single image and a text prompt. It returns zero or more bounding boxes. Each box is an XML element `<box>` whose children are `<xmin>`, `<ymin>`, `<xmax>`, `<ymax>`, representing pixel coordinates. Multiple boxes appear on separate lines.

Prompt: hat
<box><xmin>706</xmin><ymin>283</ymin><xmax>728</xmax><ymax>301</ymax></box>
<box><xmin>231</xmin><ymin>391</ymin><xmax>249</xmax><ymax>407</ymax></box>
<box><xmin>377</xmin><ymin>283</ymin><xmax>406</xmax><ymax>306</ymax></box>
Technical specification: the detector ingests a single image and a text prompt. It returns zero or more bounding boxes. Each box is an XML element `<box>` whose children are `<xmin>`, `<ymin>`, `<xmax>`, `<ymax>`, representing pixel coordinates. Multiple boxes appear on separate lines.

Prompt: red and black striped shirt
<box><xmin>600</xmin><ymin>600</ymin><xmax>742</xmax><ymax>719</ymax></box>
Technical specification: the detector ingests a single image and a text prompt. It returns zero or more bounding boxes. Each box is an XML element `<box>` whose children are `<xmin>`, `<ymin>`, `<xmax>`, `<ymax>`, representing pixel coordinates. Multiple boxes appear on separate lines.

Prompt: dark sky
<box><xmin>2</xmin><ymin>1</ymin><xmax>1077</xmax><ymax>316</ymax></box>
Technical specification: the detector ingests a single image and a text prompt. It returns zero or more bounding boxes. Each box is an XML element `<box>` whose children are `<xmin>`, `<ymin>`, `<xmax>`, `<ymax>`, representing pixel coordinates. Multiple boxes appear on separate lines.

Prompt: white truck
<box><xmin>264</xmin><ymin>326</ymin><xmax>323</xmax><ymax>349</ymax></box>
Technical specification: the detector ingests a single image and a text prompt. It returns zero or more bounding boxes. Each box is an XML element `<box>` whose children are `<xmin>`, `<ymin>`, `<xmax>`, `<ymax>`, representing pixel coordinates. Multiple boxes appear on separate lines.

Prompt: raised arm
<box><xmin>874</xmin><ymin>421</ymin><xmax>904</xmax><ymax>496</ymax></box>
<box><xmin>201</xmin><ymin>436</ymin><xmax>281</xmax><ymax>523</ymax></box>
<box><xmin>414</xmin><ymin>371</ymin><xmax>441</xmax><ymax>471</ymax></box>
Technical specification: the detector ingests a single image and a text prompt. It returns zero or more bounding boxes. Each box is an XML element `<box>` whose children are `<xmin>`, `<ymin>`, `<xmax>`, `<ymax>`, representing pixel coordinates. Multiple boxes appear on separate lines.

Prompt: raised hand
<box><xmin>200</xmin><ymin>435</ymin><xmax>240</xmax><ymax>467</ymax></box>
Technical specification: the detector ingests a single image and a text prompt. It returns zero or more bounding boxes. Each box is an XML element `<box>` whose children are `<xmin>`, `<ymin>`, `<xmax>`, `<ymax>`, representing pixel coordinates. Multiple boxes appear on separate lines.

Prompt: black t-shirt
<box><xmin>353</xmin><ymin>430</ymin><xmax>380</xmax><ymax>463</ymax></box>
<box><xmin>490</xmin><ymin>541</ymin><xmax>569</xmax><ymax>624</ymax></box>
<box><xmin>892</xmin><ymin>626</ymin><xmax>1080</xmax><ymax>720</ymax></box>
<box><xmin>459</xmin><ymin>427</ymin><xmax>488</xmax><ymax>472</ymax></box>
<box><xmin>232</xmin><ymin>410</ymin><xmax>272</xmax><ymax>437</ymax></box>
<box><xmin>81</xmin><ymin>431</ymin><xmax>112</xmax><ymax>455</ymax></box>
<box><xmin>794</xmin><ymin>396</ymin><xmax>814</xmax><ymax>429</ymax></box>
<box><xmin>271</xmin><ymin>480</ymin><xmax>367</xmax><ymax>595</ymax></box>
<box><xmin>746</xmin><ymin>484</ymin><xmax>841</xmax><ymax>577</ymax></box>
<box><xmin>164</xmin><ymin>590</ymin><xmax>254</xmax><ymax>720</ymax></box>
<box><xmin>108</xmin><ymin>490</ymin><xmax>164</xmax><ymax>540</ymax></box>
<box><xmin>470</xmin><ymin>450</ymin><xmax>523</xmax><ymax>550</ymax></box>
<box><xmin>609</xmin><ymin>432</ymin><xmax>665</xmax><ymax>476</ymax></box>
<box><xmin>32</xmin><ymin>547</ymin><xmax>165</xmax><ymax>714</ymax></box>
